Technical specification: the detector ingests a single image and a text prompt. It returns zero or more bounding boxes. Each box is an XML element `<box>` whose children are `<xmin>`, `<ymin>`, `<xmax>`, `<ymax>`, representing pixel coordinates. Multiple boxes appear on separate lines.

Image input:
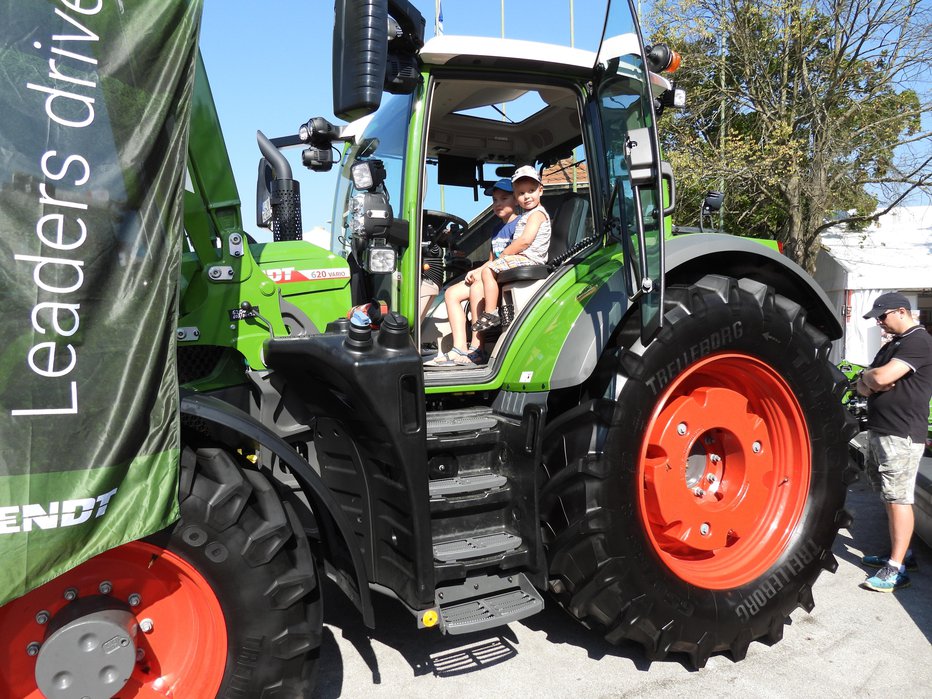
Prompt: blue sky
<box><xmin>199</xmin><ymin>1</ymin><xmax>610</xmax><ymax>240</ymax></box>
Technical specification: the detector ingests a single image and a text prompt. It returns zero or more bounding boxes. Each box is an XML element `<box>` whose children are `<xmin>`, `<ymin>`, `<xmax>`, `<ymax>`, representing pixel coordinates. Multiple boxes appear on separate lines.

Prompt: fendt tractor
<box><xmin>1</xmin><ymin>0</ymin><xmax>857</xmax><ymax>696</ymax></box>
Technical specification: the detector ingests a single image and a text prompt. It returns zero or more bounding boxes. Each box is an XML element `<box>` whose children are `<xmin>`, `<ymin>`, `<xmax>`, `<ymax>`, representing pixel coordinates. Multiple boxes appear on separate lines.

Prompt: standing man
<box><xmin>856</xmin><ymin>291</ymin><xmax>932</xmax><ymax>592</ymax></box>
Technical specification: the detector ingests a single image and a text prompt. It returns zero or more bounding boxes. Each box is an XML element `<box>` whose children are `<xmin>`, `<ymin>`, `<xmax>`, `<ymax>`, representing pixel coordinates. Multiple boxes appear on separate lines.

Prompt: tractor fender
<box><xmin>549</xmin><ymin>234</ymin><xmax>840</xmax><ymax>390</ymax></box>
<box><xmin>180</xmin><ymin>391</ymin><xmax>374</xmax><ymax>627</ymax></box>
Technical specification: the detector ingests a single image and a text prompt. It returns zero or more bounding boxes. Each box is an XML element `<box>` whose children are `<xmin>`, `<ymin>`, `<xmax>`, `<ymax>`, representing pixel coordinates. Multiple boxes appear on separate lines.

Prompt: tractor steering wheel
<box><xmin>422</xmin><ymin>210</ymin><xmax>468</xmax><ymax>246</ymax></box>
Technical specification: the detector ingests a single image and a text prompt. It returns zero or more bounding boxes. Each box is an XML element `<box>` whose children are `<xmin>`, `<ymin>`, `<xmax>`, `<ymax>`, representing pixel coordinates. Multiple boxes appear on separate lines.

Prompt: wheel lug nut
<box><xmin>26</xmin><ymin>642</ymin><xmax>40</xmax><ymax>657</ymax></box>
<box><xmin>139</xmin><ymin>618</ymin><xmax>154</xmax><ymax>634</ymax></box>
<box><xmin>700</xmin><ymin>522</ymin><xmax>711</xmax><ymax>536</ymax></box>
<box><xmin>98</xmin><ymin>580</ymin><xmax>112</xmax><ymax>595</ymax></box>
<box><xmin>706</xmin><ymin>473</ymin><xmax>717</xmax><ymax>483</ymax></box>
<box><xmin>677</xmin><ymin>422</ymin><xmax>688</xmax><ymax>436</ymax></box>
<box><xmin>709</xmin><ymin>453</ymin><xmax>721</xmax><ymax>463</ymax></box>
<box><xmin>128</xmin><ymin>593</ymin><xmax>142</xmax><ymax>607</ymax></box>
<box><xmin>752</xmin><ymin>441</ymin><xmax>762</xmax><ymax>453</ymax></box>
<box><xmin>136</xmin><ymin>648</ymin><xmax>146</xmax><ymax>662</ymax></box>
<box><xmin>693</xmin><ymin>487</ymin><xmax>705</xmax><ymax>497</ymax></box>
<box><xmin>35</xmin><ymin>610</ymin><xmax>49</xmax><ymax>625</ymax></box>
<box><xmin>63</xmin><ymin>588</ymin><xmax>77</xmax><ymax>601</ymax></box>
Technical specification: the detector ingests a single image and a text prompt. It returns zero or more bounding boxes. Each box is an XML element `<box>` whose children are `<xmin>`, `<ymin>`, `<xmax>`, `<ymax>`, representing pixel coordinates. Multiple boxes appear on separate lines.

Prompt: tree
<box><xmin>646</xmin><ymin>0</ymin><xmax>932</xmax><ymax>272</ymax></box>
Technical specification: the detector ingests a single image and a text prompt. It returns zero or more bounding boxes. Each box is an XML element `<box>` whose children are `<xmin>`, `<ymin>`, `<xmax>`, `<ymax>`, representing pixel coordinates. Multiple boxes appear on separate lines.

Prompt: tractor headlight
<box><xmin>350</xmin><ymin>194</ymin><xmax>367</xmax><ymax>237</ymax></box>
<box><xmin>352</xmin><ymin>160</ymin><xmax>386</xmax><ymax>191</ymax></box>
<box><xmin>364</xmin><ymin>242</ymin><xmax>396</xmax><ymax>273</ymax></box>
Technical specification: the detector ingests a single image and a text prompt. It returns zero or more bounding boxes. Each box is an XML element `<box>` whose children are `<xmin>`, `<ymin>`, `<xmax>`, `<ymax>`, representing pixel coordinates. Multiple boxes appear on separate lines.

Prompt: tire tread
<box><xmin>541</xmin><ymin>276</ymin><xmax>852</xmax><ymax>669</ymax></box>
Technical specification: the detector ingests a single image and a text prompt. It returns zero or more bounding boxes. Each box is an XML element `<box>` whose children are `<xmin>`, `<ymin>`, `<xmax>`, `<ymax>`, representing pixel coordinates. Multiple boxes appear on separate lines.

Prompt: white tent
<box><xmin>815</xmin><ymin>205</ymin><xmax>932</xmax><ymax>365</ymax></box>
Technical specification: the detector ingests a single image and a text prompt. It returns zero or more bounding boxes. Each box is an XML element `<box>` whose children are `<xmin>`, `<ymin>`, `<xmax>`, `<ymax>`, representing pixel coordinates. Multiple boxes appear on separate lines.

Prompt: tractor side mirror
<box><xmin>699</xmin><ymin>190</ymin><xmax>724</xmax><ymax>232</ymax></box>
<box><xmin>333</xmin><ymin>0</ymin><xmax>389</xmax><ymax>122</ymax></box>
<box><xmin>256</xmin><ymin>157</ymin><xmax>274</xmax><ymax>228</ymax></box>
<box><xmin>332</xmin><ymin>0</ymin><xmax>425</xmax><ymax>121</ymax></box>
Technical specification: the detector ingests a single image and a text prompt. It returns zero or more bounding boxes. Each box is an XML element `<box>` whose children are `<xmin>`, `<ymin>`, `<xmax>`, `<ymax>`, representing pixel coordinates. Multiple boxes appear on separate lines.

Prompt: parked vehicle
<box><xmin>0</xmin><ymin>1</ymin><xmax>856</xmax><ymax>696</ymax></box>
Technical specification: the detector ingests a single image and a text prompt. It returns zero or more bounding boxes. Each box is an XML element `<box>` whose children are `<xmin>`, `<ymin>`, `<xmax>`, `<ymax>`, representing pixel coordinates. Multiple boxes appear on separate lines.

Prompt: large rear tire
<box><xmin>541</xmin><ymin>275</ymin><xmax>856</xmax><ymax>668</ymax></box>
<box><xmin>0</xmin><ymin>443</ymin><xmax>322</xmax><ymax>698</ymax></box>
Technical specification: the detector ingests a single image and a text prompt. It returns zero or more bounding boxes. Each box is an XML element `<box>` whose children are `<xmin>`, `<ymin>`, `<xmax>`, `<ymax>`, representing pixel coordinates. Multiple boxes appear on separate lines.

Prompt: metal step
<box><xmin>436</xmin><ymin>572</ymin><xmax>544</xmax><ymax>635</ymax></box>
<box><xmin>429</xmin><ymin>473</ymin><xmax>508</xmax><ymax>498</ymax></box>
<box><xmin>426</xmin><ymin>407</ymin><xmax>497</xmax><ymax>436</ymax></box>
<box><xmin>433</xmin><ymin>532</ymin><xmax>521</xmax><ymax>562</ymax></box>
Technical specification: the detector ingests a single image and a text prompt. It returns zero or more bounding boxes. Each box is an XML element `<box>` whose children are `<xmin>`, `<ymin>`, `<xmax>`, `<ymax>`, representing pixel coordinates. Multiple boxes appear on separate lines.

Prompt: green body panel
<box><xmin>756</xmin><ymin>239</ymin><xmax>780</xmax><ymax>251</ymax></box>
<box><xmin>251</xmin><ymin>241</ymin><xmax>352</xmax><ymax>328</ymax></box>
<box><xmin>184</xmin><ymin>52</ymin><xmax>242</xmax><ymax>259</ymax></box>
<box><xmin>497</xmin><ymin>244</ymin><xmax>625</xmax><ymax>391</ymax></box>
<box><xmin>178</xmin><ymin>241</ymin><xmax>350</xmax><ymax>372</ymax></box>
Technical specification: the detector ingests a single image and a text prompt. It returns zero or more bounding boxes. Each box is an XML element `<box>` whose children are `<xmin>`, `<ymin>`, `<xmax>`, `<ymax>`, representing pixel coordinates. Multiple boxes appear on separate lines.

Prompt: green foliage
<box><xmin>646</xmin><ymin>0</ymin><xmax>931</xmax><ymax>271</ymax></box>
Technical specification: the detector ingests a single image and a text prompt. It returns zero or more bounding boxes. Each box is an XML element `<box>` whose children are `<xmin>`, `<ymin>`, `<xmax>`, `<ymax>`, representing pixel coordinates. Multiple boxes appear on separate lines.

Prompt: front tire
<box><xmin>541</xmin><ymin>275</ymin><xmax>856</xmax><ymax>668</ymax></box>
<box><xmin>0</xmin><ymin>443</ymin><xmax>322</xmax><ymax>698</ymax></box>
<box><xmin>168</xmin><ymin>443</ymin><xmax>322</xmax><ymax>696</ymax></box>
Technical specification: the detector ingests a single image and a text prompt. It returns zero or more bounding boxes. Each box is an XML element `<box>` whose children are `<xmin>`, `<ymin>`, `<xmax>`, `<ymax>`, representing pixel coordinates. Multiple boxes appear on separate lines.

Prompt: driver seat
<box><xmin>497</xmin><ymin>193</ymin><xmax>591</xmax><ymax>327</ymax></box>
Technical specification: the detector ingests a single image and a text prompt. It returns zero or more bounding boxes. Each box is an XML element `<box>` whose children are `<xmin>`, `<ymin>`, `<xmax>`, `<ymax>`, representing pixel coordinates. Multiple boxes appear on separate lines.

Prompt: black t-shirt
<box><xmin>867</xmin><ymin>326</ymin><xmax>932</xmax><ymax>443</ymax></box>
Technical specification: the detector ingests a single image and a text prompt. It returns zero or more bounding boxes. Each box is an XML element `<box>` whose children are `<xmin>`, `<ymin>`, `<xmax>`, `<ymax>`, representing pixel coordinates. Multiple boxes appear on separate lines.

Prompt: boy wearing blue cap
<box><xmin>432</xmin><ymin>179</ymin><xmax>519</xmax><ymax>366</ymax></box>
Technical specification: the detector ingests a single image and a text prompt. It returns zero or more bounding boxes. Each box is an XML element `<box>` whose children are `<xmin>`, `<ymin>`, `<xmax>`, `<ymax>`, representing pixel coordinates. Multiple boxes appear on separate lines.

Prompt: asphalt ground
<box><xmin>312</xmin><ymin>472</ymin><xmax>932</xmax><ymax>699</ymax></box>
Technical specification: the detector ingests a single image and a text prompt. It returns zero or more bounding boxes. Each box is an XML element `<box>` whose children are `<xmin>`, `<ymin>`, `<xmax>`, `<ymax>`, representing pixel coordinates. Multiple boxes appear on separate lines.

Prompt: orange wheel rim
<box><xmin>0</xmin><ymin>541</ymin><xmax>226</xmax><ymax>698</ymax></box>
<box><xmin>638</xmin><ymin>353</ymin><xmax>810</xmax><ymax>589</ymax></box>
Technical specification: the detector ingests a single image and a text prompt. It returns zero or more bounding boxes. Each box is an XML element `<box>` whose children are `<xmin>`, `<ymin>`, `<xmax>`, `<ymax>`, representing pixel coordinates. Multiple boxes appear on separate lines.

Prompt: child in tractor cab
<box><xmin>428</xmin><ymin>178</ymin><xmax>520</xmax><ymax>366</ymax></box>
<box><xmin>471</xmin><ymin>165</ymin><xmax>551</xmax><ymax>333</ymax></box>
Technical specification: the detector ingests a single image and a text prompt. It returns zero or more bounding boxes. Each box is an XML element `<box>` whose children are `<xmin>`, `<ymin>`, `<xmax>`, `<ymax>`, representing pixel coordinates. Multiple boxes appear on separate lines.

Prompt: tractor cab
<box><xmin>303</xmin><ymin>0</ymin><xmax>678</xmax><ymax>389</ymax></box>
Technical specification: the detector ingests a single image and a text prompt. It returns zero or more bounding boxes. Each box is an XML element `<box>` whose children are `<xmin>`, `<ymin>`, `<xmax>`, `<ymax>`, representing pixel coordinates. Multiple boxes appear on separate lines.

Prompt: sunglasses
<box><xmin>877</xmin><ymin>310</ymin><xmax>898</xmax><ymax>322</ymax></box>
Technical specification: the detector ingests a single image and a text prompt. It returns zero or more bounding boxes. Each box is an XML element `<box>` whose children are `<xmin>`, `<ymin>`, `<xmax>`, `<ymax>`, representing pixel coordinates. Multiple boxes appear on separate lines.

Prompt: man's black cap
<box><xmin>863</xmin><ymin>291</ymin><xmax>911</xmax><ymax>319</ymax></box>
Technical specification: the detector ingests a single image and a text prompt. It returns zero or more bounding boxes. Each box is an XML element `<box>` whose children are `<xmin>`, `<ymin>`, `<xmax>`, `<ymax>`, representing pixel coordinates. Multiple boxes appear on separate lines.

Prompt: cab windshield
<box><xmin>330</xmin><ymin>93</ymin><xmax>413</xmax><ymax>257</ymax></box>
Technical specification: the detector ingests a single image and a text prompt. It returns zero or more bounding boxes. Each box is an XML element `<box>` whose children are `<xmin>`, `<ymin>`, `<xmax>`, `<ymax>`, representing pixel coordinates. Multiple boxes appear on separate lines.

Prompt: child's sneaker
<box><xmin>860</xmin><ymin>565</ymin><xmax>911</xmax><ymax>592</ymax></box>
<box><xmin>862</xmin><ymin>552</ymin><xmax>918</xmax><ymax>571</ymax></box>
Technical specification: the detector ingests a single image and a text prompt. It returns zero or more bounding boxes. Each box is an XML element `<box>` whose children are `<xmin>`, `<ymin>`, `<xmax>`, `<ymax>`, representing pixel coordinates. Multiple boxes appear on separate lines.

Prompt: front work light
<box><xmin>364</xmin><ymin>242</ymin><xmax>397</xmax><ymax>273</ymax></box>
<box><xmin>348</xmin><ymin>191</ymin><xmax>393</xmax><ymax>241</ymax></box>
<box><xmin>352</xmin><ymin>160</ymin><xmax>387</xmax><ymax>191</ymax></box>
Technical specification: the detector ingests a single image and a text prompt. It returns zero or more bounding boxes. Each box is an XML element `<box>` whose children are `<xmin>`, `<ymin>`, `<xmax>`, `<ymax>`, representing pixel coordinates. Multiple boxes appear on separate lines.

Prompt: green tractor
<box><xmin>1</xmin><ymin>1</ymin><xmax>856</xmax><ymax>696</ymax></box>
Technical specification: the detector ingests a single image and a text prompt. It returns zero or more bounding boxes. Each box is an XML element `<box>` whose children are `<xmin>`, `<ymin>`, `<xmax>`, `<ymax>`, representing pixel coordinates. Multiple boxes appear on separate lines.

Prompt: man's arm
<box><xmin>859</xmin><ymin>358</ymin><xmax>913</xmax><ymax>394</ymax></box>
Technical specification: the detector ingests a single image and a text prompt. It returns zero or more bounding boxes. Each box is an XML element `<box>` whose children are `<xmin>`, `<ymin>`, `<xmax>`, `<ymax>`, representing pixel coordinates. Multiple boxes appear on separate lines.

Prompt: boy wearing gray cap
<box><xmin>856</xmin><ymin>291</ymin><xmax>932</xmax><ymax>592</ymax></box>
<box><xmin>472</xmin><ymin>165</ymin><xmax>551</xmax><ymax>332</ymax></box>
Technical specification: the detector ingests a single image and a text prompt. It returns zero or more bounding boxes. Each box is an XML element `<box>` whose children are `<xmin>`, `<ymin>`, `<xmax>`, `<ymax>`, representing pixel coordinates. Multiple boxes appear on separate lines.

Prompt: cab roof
<box><xmin>419</xmin><ymin>35</ymin><xmax>597</xmax><ymax>77</ymax></box>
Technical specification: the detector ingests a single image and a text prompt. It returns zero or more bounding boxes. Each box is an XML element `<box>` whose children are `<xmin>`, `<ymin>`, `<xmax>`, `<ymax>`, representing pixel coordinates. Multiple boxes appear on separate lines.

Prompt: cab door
<box><xmin>592</xmin><ymin>1</ymin><xmax>667</xmax><ymax>341</ymax></box>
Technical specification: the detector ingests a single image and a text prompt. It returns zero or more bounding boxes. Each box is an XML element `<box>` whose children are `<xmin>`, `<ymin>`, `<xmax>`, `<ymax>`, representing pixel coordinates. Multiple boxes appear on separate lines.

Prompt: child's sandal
<box><xmin>472</xmin><ymin>311</ymin><xmax>501</xmax><ymax>333</ymax></box>
<box><xmin>434</xmin><ymin>347</ymin><xmax>473</xmax><ymax>367</ymax></box>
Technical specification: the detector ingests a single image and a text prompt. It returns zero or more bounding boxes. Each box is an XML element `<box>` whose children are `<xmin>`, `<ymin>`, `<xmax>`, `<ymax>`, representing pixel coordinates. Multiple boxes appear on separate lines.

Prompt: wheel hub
<box><xmin>638</xmin><ymin>353</ymin><xmax>811</xmax><ymax>589</ymax></box>
<box><xmin>35</xmin><ymin>597</ymin><xmax>137</xmax><ymax>699</ymax></box>
<box><xmin>0</xmin><ymin>542</ymin><xmax>227</xmax><ymax>698</ymax></box>
<box><xmin>645</xmin><ymin>387</ymin><xmax>771</xmax><ymax>551</ymax></box>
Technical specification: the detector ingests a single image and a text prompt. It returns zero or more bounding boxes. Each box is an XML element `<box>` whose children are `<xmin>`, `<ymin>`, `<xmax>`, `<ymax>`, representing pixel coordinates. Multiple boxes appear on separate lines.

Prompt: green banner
<box><xmin>0</xmin><ymin>0</ymin><xmax>203</xmax><ymax>605</ymax></box>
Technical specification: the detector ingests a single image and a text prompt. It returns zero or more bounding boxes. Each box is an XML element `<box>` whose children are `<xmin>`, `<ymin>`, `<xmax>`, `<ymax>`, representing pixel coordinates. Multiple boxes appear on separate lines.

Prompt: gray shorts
<box><xmin>866</xmin><ymin>432</ymin><xmax>924</xmax><ymax>505</ymax></box>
